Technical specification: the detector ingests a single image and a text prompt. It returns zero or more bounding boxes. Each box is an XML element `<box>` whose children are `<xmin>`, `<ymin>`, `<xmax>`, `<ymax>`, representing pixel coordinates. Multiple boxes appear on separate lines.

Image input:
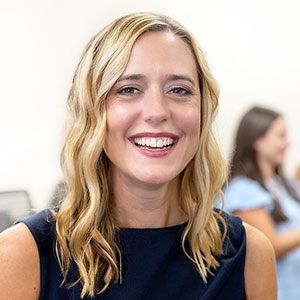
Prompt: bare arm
<box><xmin>0</xmin><ymin>223</ymin><xmax>40</xmax><ymax>300</ymax></box>
<box><xmin>244</xmin><ymin>223</ymin><xmax>277</xmax><ymax>300</ymax></box>
<box><xmin>234</xmin><ymin>208</ymin><xmax>300</xmax><ymax>258</ymax></box>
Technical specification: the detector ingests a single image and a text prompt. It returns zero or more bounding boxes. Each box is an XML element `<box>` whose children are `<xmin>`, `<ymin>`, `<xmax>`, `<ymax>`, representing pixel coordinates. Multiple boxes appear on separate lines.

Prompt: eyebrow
<box><xmin>166</xmin><ymin>74</ymin><xmax>196</xmax><ymax>87</ymax></box>
<box><xmin>117</xmin><ymin>74</ymin><xmax>196</xmax><ymax>86</ymax></box>
<box><xmin>117</xmin><ymin>74</ymin><xmax>144</xmax><ymax>82</ymax></box>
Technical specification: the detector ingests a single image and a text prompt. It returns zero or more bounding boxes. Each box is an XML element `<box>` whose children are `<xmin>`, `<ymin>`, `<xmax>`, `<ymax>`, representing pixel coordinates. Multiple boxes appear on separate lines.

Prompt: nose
<box><xmin>285</xmin><ymin>138</ymin><xmax>290</xmax><ymax>149</ymax></box>
<box><xmin>142</xmin><ymin>87</ymin><xmax>171</xmax><ymax>124</ymax></box>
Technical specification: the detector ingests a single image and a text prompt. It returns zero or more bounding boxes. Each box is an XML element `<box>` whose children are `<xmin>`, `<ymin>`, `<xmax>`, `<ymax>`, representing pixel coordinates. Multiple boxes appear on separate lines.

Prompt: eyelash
<box><xmin>169</xmin><ymin>87</ymin><xmax>191</xmax><ymax>95</ymax></box>
<box><xmin>116</xmin><ymin>86</ymin><xmax>192</xmax><ymax>96</ymax></box>
<box><xmin>117</xmin><ymin>87</ymin><xmax>140</xmax><ymax>95</ymax></box>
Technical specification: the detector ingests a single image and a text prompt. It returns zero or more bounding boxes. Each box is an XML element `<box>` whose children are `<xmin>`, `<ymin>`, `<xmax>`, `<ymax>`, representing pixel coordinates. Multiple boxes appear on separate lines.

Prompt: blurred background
<box><xmin>0</xmin><ymin>0</ymin><xmax>299</xmax><ymax>213</ymax></box>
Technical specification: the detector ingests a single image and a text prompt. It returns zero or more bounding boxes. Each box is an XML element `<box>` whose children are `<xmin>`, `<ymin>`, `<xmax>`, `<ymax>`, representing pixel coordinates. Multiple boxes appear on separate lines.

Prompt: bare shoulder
<box><xmin>243</xmin><ymin>222</ymin><xmax>277</xmax><ymax>300</ymax></box>
<box><xmin>0</xmin><ymin>223</ymin><xmax>40</xmax><ymax>300</ymax></box>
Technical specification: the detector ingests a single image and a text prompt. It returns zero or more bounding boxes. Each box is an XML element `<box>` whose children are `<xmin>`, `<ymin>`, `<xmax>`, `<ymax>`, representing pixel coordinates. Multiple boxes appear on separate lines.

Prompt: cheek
<box><xmin>106</xmin><ymin>104</ymin><xmax>138</xmax><ymax>135</ymax></box>
<box><xmin>105</xmin><ymin>104</ymin><xmax>138</xmax><ymax>158</ymax></box>
<box><xmin>175</xmin><ymin>106</ymin><xmax>201</xmax><ymax>137</ymax></box>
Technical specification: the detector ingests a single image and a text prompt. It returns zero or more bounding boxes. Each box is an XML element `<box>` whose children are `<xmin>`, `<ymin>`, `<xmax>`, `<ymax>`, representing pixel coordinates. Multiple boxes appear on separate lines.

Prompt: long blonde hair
<box><xmin>54</xmin><ymin>12</ymin><xmax>226</xmax><ymax>298</ymax></box>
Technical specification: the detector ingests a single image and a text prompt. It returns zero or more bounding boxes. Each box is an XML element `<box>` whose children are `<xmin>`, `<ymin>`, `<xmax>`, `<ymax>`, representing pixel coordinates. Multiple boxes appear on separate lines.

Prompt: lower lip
<box><xmin>131</xmin><ymin>142</ymin><xmax>177</xmax><ymax>158</ymax></box>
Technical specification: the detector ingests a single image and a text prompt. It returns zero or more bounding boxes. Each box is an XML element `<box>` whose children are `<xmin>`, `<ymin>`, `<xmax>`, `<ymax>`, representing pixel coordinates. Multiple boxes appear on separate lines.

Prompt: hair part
<box><xmin>54</xmin><ymin>12</ymin><xmax>227</xmax><ymax>298</ymax></box>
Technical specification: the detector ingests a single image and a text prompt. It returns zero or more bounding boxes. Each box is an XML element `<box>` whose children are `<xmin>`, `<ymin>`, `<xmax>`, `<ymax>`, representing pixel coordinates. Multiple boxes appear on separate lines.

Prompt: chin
<box><xmin>137</xmin><ymin>172</ymin><xmax>178</xmax><ymax>186</ymax></box>
<box><xmin>276</xmin><ymin>157</ymin><xmax>285</xmax><ymax>167</ymax></box>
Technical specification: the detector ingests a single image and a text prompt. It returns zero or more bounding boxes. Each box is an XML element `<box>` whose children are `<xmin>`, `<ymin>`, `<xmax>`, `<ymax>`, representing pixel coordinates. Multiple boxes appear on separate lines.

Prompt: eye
<box><xmin>169</xmin><ymin>87</ymin><xmax>191</xmax><ymax>95</ymax></box>
<box><xmin>117</xmin><ymin>87</ymin><xmax>140</xmax><ymax>95</ymax></box>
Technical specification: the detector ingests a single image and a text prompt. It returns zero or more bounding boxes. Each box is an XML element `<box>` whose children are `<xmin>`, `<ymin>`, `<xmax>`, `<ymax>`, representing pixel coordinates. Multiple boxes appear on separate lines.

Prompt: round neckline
<box><xmin>119</xmin><ymin>221</ymin><xmax>188</xmax><ymax>232</ymax></box>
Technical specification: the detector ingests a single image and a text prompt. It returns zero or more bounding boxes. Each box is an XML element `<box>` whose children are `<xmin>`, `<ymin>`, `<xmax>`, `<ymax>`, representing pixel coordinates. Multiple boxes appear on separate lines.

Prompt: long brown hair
<box><xmin>229</xmin><ymin>106</ymin><xmax>299</xmax><ymax>223</ymax></box>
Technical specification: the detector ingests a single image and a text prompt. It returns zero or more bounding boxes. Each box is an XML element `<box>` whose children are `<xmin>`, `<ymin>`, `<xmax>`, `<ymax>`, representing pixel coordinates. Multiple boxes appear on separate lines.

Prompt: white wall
<box><xmin>1</xmin><ymin>0</ymin><xmax>299</xmax><ymax>209</ymax></box>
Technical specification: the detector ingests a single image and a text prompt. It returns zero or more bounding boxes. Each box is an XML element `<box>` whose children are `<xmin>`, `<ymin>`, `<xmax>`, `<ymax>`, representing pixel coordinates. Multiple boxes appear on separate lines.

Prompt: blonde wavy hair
<box><xmin>53</xmin><ymin>12</ymin><xmax>227</xmax><ymax>298</ymax></box>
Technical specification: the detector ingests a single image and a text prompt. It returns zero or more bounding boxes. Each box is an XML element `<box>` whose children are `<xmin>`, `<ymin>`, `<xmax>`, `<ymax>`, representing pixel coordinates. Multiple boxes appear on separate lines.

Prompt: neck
<box><xmin>110</xmin><ymin>173</ymin><xmax>187</xmax><ymax>228</ymax></box>
<box><xmin>256</xmin><ymin>155</ymin><xmax>275</xmax><ymax>180</ymax></box>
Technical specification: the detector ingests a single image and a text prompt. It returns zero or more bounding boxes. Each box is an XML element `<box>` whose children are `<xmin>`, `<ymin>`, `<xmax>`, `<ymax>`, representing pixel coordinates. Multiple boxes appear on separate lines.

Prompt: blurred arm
<box><xmin>234</xmin><ymin>208</ymin><xmax>300</xmax><ymax>258</ymax></box>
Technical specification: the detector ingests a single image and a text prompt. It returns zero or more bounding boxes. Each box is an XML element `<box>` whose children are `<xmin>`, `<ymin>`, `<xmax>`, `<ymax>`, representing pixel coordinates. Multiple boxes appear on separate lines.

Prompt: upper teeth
<box><xmin>134</xmin><ymin>137</ymin><xmax>174</xmax><ymax>148</ymax></box>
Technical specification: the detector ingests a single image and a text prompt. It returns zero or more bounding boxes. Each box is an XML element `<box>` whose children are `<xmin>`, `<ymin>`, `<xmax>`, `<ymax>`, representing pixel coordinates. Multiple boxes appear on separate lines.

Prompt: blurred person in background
<box><xmin>296</xmin><ymin>165</ymin><xmax>300</xmax><ymax>182</ymax></box>
<box><xmin>0</xmin><ymin>14</ymin><xmax>276</xmax><ymax>300</ymax></box>
<box><xmin>224</xmin><ymin>105</ymin><xmax>300</xmax><ymax>300</ymax></box>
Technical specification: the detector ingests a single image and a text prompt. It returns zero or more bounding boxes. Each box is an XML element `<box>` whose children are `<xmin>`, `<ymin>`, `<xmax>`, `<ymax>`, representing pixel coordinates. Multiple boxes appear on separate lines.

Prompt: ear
<box><xmin>252</xmin><ymin>138</ymin><xmax>263</xmax><ymax>152</ymax></box>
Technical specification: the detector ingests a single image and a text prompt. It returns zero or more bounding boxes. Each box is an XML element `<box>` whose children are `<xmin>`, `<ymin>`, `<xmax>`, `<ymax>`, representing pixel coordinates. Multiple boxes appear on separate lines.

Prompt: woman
<box><xmin>224</xmin><ymin>105</ymin><xmax>300</xmax><ymax>299</ymax></box>
<box><xmin>0</xmin><ymin>13</ymin><xmax>276</xmax><ymax>300</ymax></box>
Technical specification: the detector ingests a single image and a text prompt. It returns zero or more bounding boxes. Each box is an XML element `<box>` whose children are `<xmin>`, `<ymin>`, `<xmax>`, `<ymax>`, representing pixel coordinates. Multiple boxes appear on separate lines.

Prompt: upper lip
<box><xmin>129</xmin><ymin>132</ymin><xmax>179</xmax><ymax>139</ymax></box>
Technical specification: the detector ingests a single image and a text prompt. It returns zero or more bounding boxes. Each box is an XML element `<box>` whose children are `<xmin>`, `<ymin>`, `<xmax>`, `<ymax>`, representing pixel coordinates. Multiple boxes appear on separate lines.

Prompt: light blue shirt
<box><xmin>223</xmin><ymin>176</ymin><xmax>300</xmax><ymax>300</ymax></box>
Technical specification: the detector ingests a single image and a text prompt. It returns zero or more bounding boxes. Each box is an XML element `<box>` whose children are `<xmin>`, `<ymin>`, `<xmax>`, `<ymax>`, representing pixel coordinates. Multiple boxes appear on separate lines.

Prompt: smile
<box><xmin>133</xmin><ymin>137</ymin><xmax>175</xmax><ymax>151</ymax></box>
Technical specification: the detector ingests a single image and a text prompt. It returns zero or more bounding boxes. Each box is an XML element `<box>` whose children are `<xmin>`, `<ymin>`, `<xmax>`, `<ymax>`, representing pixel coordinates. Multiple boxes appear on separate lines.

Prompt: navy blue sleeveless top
<box><xmin>18</xmin><ymin>210</ymin><xmax>246</xmax><ymax>300</ymax></box>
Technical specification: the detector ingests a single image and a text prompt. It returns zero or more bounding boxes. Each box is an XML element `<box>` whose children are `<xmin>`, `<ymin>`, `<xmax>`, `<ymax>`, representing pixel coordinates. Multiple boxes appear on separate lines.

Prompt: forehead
<box><xmin>122</xmin><ymin>31</ymin><xmax>199</xmax><ymax>81</ymax></box>
<box><xmin>269</xmin><ymin>117</ymin><xmax>286</xmax><ymax>132</ymax></box>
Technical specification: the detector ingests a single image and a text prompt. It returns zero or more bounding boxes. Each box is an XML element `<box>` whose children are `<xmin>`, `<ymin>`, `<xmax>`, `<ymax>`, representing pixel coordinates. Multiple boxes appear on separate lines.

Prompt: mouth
<box><xmin>129</xmin><ymin>134</ymin><xmax>178</xmax><ymax>152</ymax></box>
